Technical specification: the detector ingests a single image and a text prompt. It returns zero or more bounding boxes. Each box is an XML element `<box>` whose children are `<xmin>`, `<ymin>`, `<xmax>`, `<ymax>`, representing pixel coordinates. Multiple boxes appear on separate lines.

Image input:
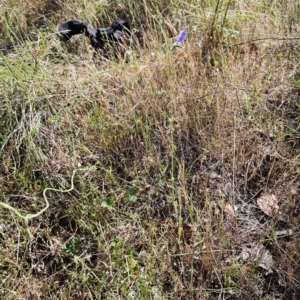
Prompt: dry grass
<box><xmin>1</xmin><ymin>0</ymin><xmax>300</xmax><ymax>299</ymax></box>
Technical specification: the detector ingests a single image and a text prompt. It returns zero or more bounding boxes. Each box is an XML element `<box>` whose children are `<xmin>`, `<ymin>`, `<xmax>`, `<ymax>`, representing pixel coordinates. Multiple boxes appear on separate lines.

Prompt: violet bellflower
<box><xmin>175</xmin><ymin>30</ymin><xmax>187</xmax><ymax>45</ymax></box>
<box><xmin>171</xmin><ymin>30</ymin><xmax>187</xmax><ymax>51</ymax></box>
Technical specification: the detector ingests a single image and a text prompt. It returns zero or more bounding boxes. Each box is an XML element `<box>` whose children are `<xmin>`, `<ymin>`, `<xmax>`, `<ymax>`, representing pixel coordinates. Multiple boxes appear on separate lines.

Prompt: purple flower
<box><xmin>175</xmin><ymin>30</ymin><xmax>187</xmax><ymax>44</ymax></box>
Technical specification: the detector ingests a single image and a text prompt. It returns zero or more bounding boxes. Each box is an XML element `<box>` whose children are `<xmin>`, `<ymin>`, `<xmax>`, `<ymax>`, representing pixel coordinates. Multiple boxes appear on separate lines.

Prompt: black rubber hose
<box><xmin>57</xmin><ymin>19</ymin><xmax>130</xmax><ymax>50</ymax></box>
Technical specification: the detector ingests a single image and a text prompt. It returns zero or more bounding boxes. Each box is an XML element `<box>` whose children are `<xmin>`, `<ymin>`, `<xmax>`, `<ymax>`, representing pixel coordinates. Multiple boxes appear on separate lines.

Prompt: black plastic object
<box><xmin>57</xmin><ymin>19</ymin><xmax>130</xmax><ymax>50</ymax></box>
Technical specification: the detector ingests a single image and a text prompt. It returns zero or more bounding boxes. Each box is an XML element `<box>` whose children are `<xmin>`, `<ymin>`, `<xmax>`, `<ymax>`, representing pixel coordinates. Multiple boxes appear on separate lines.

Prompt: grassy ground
<box><xmin>1</xmin><ymin>0</ymin><xmax>300</xmax><ymax>299</ymax></box>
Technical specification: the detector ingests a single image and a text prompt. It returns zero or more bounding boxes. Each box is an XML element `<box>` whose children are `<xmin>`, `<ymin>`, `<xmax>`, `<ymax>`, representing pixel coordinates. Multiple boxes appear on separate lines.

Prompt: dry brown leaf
<box><xmin>173</xmin><ymin>221</ymin><xmax>194</xmax><ymax>244</ymax></box>
<box><xmin>257</xmin><ymin>192</ymin><xmax>279</xmax><ymax>217</ymax></box>
<box><xmin>259</xmin><ymin>248</ymin><xmax>274</xmax><ymax>274</ymax></box>
<box><xmin>223</xmin><ymin>202</ymin><xmax>235</xmax><ymax>217</ymax></box>
<box><xmin>231</xmin><ymin>243</ymin><xmax>274</xmax><ymax>274</ymax></box>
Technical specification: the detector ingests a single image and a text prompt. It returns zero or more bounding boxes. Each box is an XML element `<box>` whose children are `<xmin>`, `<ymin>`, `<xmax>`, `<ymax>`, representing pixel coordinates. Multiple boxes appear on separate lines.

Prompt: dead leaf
<box><xmin>258</xmin><ymin>248</ymin><xmax>274</xmax><ymax>274</ymax></box>
<box><xmin>173</xmin><ymin>221</ymin><xmax>194</xmax><ymax>244</ymax></box>
<box><xmin>223</xmin><ymin>202</ymin><xmax>235</xmax><ymax>217</ymax></box>
<box><xmin>257</xmin><ymin>192</ymin><xmax>279</xmax><ymax>217</ymax></box>
<box><xmin>231</xmin><ymin>243</ymin><xmax>274</xmax><ymax>274</ymax></box>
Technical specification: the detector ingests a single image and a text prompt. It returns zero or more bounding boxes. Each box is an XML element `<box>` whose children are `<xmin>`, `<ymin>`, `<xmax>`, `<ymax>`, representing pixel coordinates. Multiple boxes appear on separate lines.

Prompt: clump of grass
<box><xmin>1</xmin><ymin>0</ymin><xmax>300</xmax><ymax>299</ymax></box>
